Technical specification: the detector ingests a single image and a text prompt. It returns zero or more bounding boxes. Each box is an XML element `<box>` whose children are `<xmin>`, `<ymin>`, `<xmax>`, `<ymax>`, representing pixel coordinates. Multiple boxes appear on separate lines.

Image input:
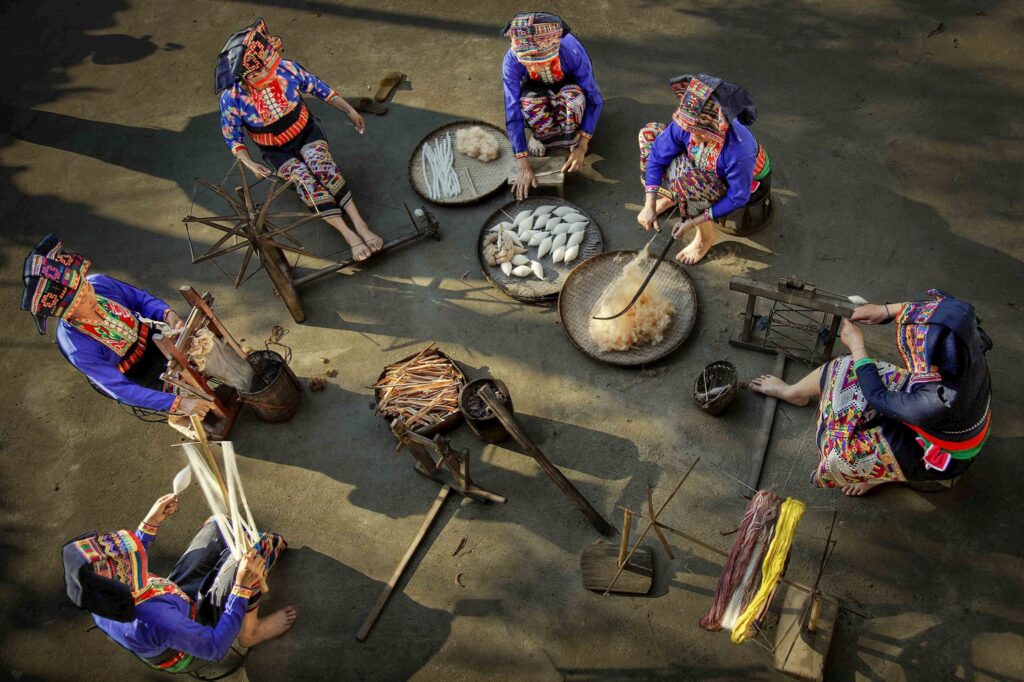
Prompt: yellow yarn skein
<box><xmin>730</xmin><ymin>497</ymin><xmax>806</xmax><ymax>644</ymax></box>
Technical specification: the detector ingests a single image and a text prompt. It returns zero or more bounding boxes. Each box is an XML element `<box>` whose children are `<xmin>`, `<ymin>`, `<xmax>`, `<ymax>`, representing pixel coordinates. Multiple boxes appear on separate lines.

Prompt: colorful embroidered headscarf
<box><xmin>62</xmin><ymin>530</ymin><xmax>149</xmax><ymax>622</ymax></box>
<box><xmin>214</xmin><ymin>17</ymin><xmax>283</xmax><ymax>93</ymax></box>
<box><xmin>671</xmin><ymin>75</ymin><xmax>730</xmax><ymax>145</ymax></box>
<box><xmin>21</xmin><ymin>233</ymin><xmax>90</xmax><ymax>335</ymax></box>
<box><xmin>502</xmin><ymin>12</ymin><xmax>570</xmax><ymax>83</ymax></box>
<box><xmin>896</xmin><ymin>289</ymin><xmax>993</xmax><ymax>390</ymax></box>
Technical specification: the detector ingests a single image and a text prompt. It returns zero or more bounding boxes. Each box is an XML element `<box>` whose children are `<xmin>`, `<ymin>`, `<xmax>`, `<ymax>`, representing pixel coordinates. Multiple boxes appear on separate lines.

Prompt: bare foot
<box><xmin>527</xmin><ymin>136</ymin><xmax>547</xmax><ymax>157</ymax></box>
<box><xmin>353</xmin><ymin>222</ymin><xmax>384</xmax><ymax>254</ymax></box>
<box><xmin>243</xmin><ymin>606</ymin><xmax>298</xmax><ymax>647</ymax></box>
<box><xmin>749</xmin><ymin>374</ymin><xmax>810</xmax><ymax>406</ymax></box>
<box><xmin>675</xmin><ymin>231</ymin><xmax>714</xmax><ymax>264</ymax></box>
<box><xmin>350</xmin><ymin>243</ymin><xmax>372</xmax><ymax>261</ymax></box>
<box><xmin>841</xmin><ymin>480</ymin><xmax>893</xmax><ymax>497</ymax></box>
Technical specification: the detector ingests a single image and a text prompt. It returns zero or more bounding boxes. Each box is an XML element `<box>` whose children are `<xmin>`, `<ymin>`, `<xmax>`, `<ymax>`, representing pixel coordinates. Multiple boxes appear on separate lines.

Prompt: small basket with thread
<box><xmin>693</xmin><ymin>361</ymin><xmax>738</xmax><ymax>417</ymax></box>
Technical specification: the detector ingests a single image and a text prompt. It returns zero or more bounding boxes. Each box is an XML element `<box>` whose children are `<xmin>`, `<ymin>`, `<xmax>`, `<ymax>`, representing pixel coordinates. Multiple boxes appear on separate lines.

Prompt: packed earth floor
<box><xmin>1</xmin><ymin>1</ymin><xmax>1023</xmax><ymax>680</ymax></box>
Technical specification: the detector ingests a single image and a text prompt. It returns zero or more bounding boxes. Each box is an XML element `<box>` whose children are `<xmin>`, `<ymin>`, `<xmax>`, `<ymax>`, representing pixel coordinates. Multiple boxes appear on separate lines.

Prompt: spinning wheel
<box><xmin>183</xmin><ymin>164</ymin><xmax>442</xmax><ymax>323</ymax></box>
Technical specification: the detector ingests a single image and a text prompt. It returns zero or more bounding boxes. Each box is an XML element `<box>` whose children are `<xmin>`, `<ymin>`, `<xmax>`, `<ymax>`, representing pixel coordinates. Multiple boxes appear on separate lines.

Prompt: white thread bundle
<box><xmin>421</xmin><ymin>132</ymin><xmax>462</xmax><ymax>200</ymax></box>
<box><xmin>181</xmin><ymin>441</ymin><xmax>259</xmax><ymax>560</ymax></box>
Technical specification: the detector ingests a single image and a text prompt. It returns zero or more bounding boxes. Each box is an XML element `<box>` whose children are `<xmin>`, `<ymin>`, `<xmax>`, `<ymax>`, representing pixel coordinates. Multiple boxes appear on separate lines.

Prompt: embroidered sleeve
<box><xmin>219</xmin><ymin>91</ymin><xmax>247</xmax><ymax>153</ymax></box>
<box><xmin>289</xmin><ymin>60</ymin><xmax>336</xmax><ymax>101</ymax></box>
<box><xmin>644</xmin><ymin>124</ymin><xmax>685</xmax><ymax>192</ymax></box>
<box><xmin>137</xmin><ymin>521</ymin><xmax>160</xmax><ymax>549</ymax></box>
<box><xmin>502</xmin><ymin>52</ymin><xmax>529</xmax><ymax>157</ymax></box>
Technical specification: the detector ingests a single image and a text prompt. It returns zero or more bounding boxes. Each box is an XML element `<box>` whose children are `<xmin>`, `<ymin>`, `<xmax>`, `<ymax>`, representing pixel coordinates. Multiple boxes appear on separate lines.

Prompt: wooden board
<box><xmin>580</xmin><ymin>543</ymin><xmax>653</xmax><ymax>594</ymax></box>
<box><xmin>772</xmin><ymin>585</ymin><xmax>839</xmax><ymax>681</ymax></box>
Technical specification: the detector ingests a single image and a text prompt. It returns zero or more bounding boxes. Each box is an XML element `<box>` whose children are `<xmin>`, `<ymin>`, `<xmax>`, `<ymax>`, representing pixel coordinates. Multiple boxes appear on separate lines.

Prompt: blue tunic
<box><xmin>92</xmin><ymin>527</ymin><xmax>249</xmax><ymax>661</ymax></box>
<box><xmin>55</xmin><ymin>274</ymin><xmax>176</xmax><ymax>413</ymax></box>
<box><xmin>643</xmin><ymin>119</ymin><xmax>759</xmax><ymax>220</ymax></box>
<box><xmin>502</xmin><ymin>33</ymin><xmax>604</xmax><ymax>157</ymax></box>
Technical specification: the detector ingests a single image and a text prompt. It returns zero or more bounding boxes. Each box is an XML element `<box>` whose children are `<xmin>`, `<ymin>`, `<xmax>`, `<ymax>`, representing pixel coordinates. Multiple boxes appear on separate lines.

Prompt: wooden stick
<box><xmin>618</xmin><ymin>507</ymin><xmax>633</xmax><ymax>568</ymax></box>
<box><xmin>648</xmin><ymin>487</ymin><xmax>675</xmax><ymax>560</ymax></box>
<box><xmin>603</xmin><ymin>457</ymin><xmax>699</xmax><ymax>595</ymax></box>
<box><xmin>478</xmin><ymin>385</ymin><xmax>613</xmax><ymax>536</ymax></box>
<box><xmin>356</xmin><ymin>485</ymin><xmax>452</xmax><ymax>642</ymax></box>
<box><xmin>190</xmin><ymin>415</ymin><xmax>227</xmax><ymax>501</ymax></box>
<box><xmin>747</xmin><ymin>353</ymin><xmax>787</xmax><ymax>497</ymax></box>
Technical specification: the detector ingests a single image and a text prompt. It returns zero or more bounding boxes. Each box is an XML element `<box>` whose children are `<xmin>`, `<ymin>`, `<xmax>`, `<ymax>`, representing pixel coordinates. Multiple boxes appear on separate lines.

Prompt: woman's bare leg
<box><xmin>841</xmin><ymin>479</ymin><xmax>894</xmax><ymax>496</ymax></box>
<box><xmin>749</xmin><ymin>364</ymin><xmax>824</xmax><ymax>406</ymax></box>
<box><xmin>676</xmin><ymin>220</ymin><xmax>719</xmax><ymax>265</ymax></box>
<box><xmin>322</xmin><ymin>214</ymin><xmax>373</xmax><ymax>261</ymax></box>
<box><xmin>342</xmin><ymin>200</ymin><xmax>384</xmax><ymax>254</ymax></box>
<box><xmin>237</xmin><ymin>604</ymin><xmax>298</xmax><ymax>648</ymax></box>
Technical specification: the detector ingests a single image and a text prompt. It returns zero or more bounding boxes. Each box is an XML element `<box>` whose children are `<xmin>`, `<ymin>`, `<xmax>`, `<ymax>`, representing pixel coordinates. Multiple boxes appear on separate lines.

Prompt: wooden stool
<box><xmin>507</xmin><ymin>153</ymin><xmax>566</xmax><ymax>198</ymax></box>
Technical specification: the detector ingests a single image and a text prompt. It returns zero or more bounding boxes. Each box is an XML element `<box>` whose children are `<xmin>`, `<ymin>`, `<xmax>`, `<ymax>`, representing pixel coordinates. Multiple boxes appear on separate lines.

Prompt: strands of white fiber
<box><xmin>421</xmin><ymin>132</ymin><xmax>462</xmax><ymax>200</ymax></box>
<box><xmin>182</xmin><ymin>441</ymin><xmax>259</xmax><ymax>560</ymax></box>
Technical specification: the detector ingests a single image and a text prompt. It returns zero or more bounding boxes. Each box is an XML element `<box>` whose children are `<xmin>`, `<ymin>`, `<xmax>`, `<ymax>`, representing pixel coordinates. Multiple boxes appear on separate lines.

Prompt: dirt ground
<box><xmin>1</xmin><ymin>1</ymin><xmax>1022</xmax><ymax>680</ymax></box>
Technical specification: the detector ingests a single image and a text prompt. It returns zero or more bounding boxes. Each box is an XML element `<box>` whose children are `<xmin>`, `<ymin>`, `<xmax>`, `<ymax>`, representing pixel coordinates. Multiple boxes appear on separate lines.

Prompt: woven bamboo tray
<box><xmin>374</xmin><ymin>348</ymin><xmax>467</xmax><ymax>436</ymax></box>
<box><xmin>558</xmin><ymin>250</ymin><xmax>698</xmax><ymax>366</ymax></box>
<box><xmin>408</xmin><ymin>120</ymin><xmax>514</xmax><ymax>206</ymax></box>
<box><xmin>478</xmin><ymin>197</ymin><xmax>604</xmax><ymax>305</ymax></box>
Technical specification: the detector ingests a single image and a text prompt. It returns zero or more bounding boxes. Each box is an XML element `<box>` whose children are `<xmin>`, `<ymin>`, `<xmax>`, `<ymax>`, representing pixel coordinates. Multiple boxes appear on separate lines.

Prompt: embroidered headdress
<box><xmin>62</xmin><ymin>530</ymin><xmax>149</xmax><ymax>622</ymax></box>
<box><xmin>21</xmin><ymin>233</ymin><xmax>90</xmax><ymax>335</ymax></box>
<box><xmin>896</xmin><ymin>289</ymin><xmax>992</xmax><ymax>389</ymax></box>
<box><xmin>670</xmin><ymin>75</ymin><xmax>730</xmax><ymax>145</ymax></box>
<box><xmin>214</xmin><ymin>17</ymin><xmax>283</xmax><ymax>93</ymax></box>
<box><xmin>502</xmin><ymin>12</ymin><xmax>570</xmax><ymax>83</ymax></box>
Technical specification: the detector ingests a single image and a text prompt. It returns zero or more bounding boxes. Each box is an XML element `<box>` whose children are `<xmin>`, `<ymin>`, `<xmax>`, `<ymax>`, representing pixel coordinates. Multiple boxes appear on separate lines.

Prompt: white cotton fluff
<box><xmin>455</xmin><ymin>126</ymin><xmax>501</xmax><ymax>162</ymax></box>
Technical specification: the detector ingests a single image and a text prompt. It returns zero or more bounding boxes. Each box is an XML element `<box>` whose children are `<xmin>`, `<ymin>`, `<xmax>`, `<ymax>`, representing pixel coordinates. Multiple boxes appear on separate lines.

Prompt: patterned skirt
<box><xmin>812</xmin><ymin>356</ymin><xmax>910</xmax><ymax>487</ymax></box>
<box><xmin>638</xmin><ymin>121</ymin><xmax>727</xmax><ymax>217</ymax></box>
<box><xmin>256</xmin><ymin>117</ymin><xmax>352</xmax><ymax>217</ymax></box>
<box><xmin>519</xmin><ymin>81</ymin><xmax>586</xmax><ymax>149</ymax></box>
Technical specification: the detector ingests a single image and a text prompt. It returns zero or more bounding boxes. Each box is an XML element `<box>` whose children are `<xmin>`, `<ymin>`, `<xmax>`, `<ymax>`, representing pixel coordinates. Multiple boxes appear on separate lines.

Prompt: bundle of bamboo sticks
<box><xmin>373</xmin><ymin>344</ymin><xmax>465</xmax><ymax>431</ymax></box>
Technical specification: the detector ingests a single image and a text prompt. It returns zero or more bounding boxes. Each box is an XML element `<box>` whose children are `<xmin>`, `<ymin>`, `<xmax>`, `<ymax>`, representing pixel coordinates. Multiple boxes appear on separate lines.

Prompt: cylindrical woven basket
<box><xmin>693</xmin><ymin>360</ymin><xmax>738</xmax><ymax>416</ymax></box>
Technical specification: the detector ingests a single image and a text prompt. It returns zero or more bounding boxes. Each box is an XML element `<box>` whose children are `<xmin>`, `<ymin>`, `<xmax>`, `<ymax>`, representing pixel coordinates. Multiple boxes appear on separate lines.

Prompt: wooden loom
<box><xmin>151</xmin><ymin>286</ymin><xmax>245</xmax><ymax>440</ymax></box>
<box><xmin>182</xmin><ymin>164</ymin><xmax>442</xmax><ymax>324</ymax></box>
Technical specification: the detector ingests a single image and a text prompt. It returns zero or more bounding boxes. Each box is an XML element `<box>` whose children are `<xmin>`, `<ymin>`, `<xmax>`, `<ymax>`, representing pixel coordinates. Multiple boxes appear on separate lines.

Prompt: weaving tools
<box><xmin>593</xmin><ymin>209</ymin><xmax>679</xmax><ymax>321</ymax></box>
<box><xmin>180</xmin><ymin>417</ymin><xmax>268</xmax><ymax>593</ymax></box>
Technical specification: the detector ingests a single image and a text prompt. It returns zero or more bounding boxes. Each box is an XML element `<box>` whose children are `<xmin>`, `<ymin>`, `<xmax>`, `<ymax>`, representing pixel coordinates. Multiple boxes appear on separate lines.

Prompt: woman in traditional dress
<box><xmin>502</xmin><ymin>12</ymin><xmax>603</xmax><ymax>200</ymax></box>
<box><xmin>637</xmin><ymin>74</ymin><xmax>771</xmax><ymax>264</ymax></box>
<box><xmin>62</xmin><ymin>493</ymin><xmax>293</xmax><ymax>672</ymax></box>
<box><xmin>750</xmin><ymin>291</ymin><xmax>992</xmax><ymax>496</ymax></box>
<box><xmin>217</xmin><ymin>18</ymin><xmax>383</xmax><ymax>261</ymax></box>
<box><xmin>21</xmin><ymin>234</ymin><xmax>214</xmax><ymax>419</ymax></box>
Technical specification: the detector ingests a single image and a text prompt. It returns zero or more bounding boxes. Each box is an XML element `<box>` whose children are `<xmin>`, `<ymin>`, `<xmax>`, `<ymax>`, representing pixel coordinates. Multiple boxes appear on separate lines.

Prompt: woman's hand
<box><xmin>240</xmin><ymin>156</ymin><xmax>274</xmax><ymax>179</ymax></box>
<box><xmin>235</xmin><ymin>550</ymin><xmax>267</xmax><ymax>588</ymax></box>
<box><xmin>561</xmin><ymin>139</ymin><xmax>588</xmax><ymax>174</ymax></box>
<box><xmin>851</xmin><ymin>303</ymin><xmax>890</xmax><ymax>325</ymax></box>
<box><xmin>144</xmin><ymin>493</ymin><xmax>179</xmax><ymax>527</ymax></box>
<box><xmin>346</xmin><ymin>109</ymin><xmax>365</xmax><ymax>134</ymax></box>
<box><xmin>163</xmin><ymin>310</ymin><xmax>185</xmax><ymax>330</ymax></box>
<box><xmin>637</xmin><ymin>196</ymin><xmax>660</xmax><ymax>231</ymax></box>
<box><xmin>178</xmin><ymin>397</ymin><xmax>215</xmax><ymax>418</ymax></box>
<box><xmin>839</xmin><ymin>319</ymin><xmax>867</xmax><ymax>355</ymax></box>
<box><xmin>512</xmin><ymin>159</ymin><xmax>536</xmax><ymax>200</ymax></box>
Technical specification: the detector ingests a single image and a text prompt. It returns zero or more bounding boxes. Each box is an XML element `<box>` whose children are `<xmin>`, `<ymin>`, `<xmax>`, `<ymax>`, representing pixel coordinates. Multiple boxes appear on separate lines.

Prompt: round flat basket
<box><xmin>558</xmin><ymin>250</ymin><xmax>698</xmax><ymax>367</ymax></box>
<box><xmin>373</xmin><ymin>348</ymin><xmax>467</xmax><ymax>436</ymax></box>
<box><xmin>478</xmin><ymin>198</ymin><xmax>604</xmax><ymax>304</ymax></box>
<box><xmin>409</xmin><ymin>120</ymin><xmax>514</xmax><ymax>205</ymax></box>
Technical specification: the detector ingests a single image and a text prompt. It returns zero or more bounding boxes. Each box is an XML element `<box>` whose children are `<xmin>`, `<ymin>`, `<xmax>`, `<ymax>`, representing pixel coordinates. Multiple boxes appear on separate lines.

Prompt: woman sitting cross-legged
<box><xmin>62</xmin><ymin>493</ymin><xmax>294</xmax><ymax>672</ymax></box>
<box><xmin>637</xmin><ymin>74</ymin><xmax>770</xmax><ymax>264</ymax></box>
<box><xmin>750</xmin><ymin>290</ymin><xmax>992</xmax><ymax>496</ymax></box>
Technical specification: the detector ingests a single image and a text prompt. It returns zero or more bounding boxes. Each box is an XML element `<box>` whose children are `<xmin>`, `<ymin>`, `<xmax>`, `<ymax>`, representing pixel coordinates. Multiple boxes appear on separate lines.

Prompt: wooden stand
<box><xmin>507</xmin><ymin>154</ymin><xmax>566</xmax><ymax>198</ymax></box>
<box><xmin>391</xmin><ymin>418</ymin><xmax>506</xmax><ymax>504</ymax></box>
<box><xmin>773</xmin><ymin>585</ymin><xmax>839</xmax><ymax>681</ymax></box>
<box><xmin>730</xmin><ymin>276</ymin><xmax>855</xmax><ymax>366</ymax></box>
<box><xmin>153</xmin><ymin>287</ymin><xmax>244</xmax><ymax>440</ymax></box>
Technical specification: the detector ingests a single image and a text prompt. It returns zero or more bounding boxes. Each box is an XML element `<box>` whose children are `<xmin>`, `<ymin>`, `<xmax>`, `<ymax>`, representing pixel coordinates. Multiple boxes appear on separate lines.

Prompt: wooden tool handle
<box><xmin>356</xmin><ymin>485</ymin><xmax>451</xmax><ymax>642</ymax></box>
<box><xmin>478</xmin><ymin>386</ymin><xmax>613</xmax><ymax>536</ymax></box>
